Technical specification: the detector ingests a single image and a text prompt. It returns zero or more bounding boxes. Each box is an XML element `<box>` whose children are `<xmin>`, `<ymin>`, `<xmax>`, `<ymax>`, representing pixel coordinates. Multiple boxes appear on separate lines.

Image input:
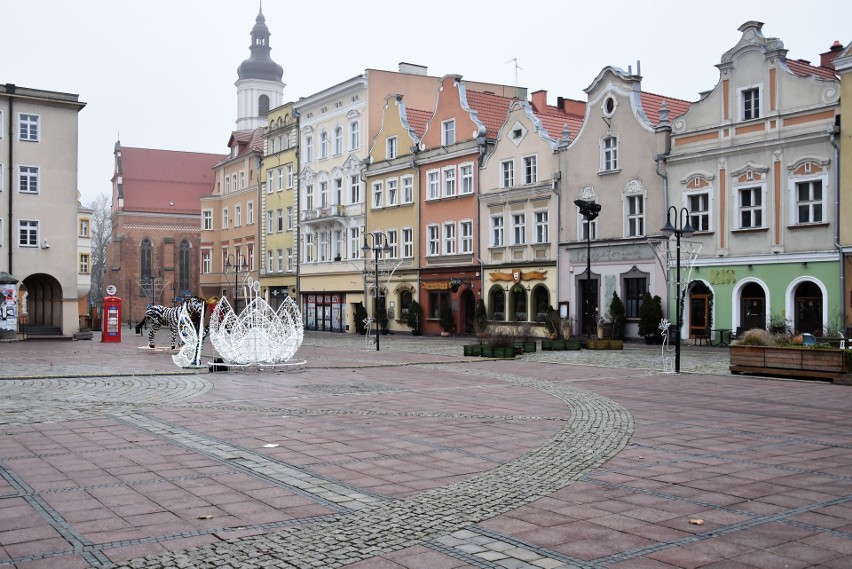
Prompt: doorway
<box><xmin>739</xmin><ymin>282</ymin><xmax>766</xmax><ymax>332</ymax></box>
<box><xmin>688</xmin><ymin>281</ymin><xmax>711</xmax><ymax>338</ymax></box>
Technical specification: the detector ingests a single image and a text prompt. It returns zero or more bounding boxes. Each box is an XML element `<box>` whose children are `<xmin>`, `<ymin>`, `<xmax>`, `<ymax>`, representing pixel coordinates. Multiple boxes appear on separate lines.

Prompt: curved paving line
<box><xmin>110</xmin><ymin>376</ymin><xmax>634</xmax><ymax>568</ymax></box>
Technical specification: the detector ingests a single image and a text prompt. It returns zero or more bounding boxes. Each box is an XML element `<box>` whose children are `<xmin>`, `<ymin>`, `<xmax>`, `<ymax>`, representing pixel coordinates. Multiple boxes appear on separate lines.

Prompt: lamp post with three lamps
<box><xmin>574</xmin><ymin>199</ymin><xmax>601</xmax><ymax>337</ymax></box>
<box><xmin>660</xmin><ymin>206</ymin><xmax>695</xmax><ymax>373</ymax></box>
<box><xmin>224</xmin><ymin>254</ymin><xmax>249</xmax><ymax>314</ymax></box>
<box><xmin>362</xmin><ymin>232</ymin><xmax>391</xmax><ymax>351</ymax></box>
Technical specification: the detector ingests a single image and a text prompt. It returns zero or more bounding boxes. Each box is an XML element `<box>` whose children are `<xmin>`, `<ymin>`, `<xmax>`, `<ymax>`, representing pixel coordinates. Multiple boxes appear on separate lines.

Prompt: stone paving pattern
<box><xmin>0</xmin><ymin>330</ymin><xmax>850</xmax><ymax>568</ymax></box>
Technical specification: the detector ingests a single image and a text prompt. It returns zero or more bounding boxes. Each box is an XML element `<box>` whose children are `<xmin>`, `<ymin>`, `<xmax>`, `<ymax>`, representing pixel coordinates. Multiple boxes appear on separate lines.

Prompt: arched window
<box><xmin>320</xmin><ymin>130</ymin><xmax>329</xmax><ymax>159</ymax></box>
<box><xmin>178</xmin><ymin>240</ymin><xmax>191</xmax><ymax>295</ymax></box>
<box><xmin>532</xmin><ymin>285</ymin><xmax>550</xmax><ymax>322</ymax></box>
<box><xmin>140</xmin><ymin>238</ymin><xmax>153</xmax><ymax>297</ymax></box>
<box><xmin>794</xmin><ymin>281</ymin><xmax>823</xmax><ymax>335</ymax></box>
<box><xmin>489</xmin><ymin>286</ymin><xmax>505</xmax><ymax>321</ymax></box>
<box><xmin>258</xmin><ymin>94</ymin><xmax>270</xmax><ymax>117</ymax></box>
<box><xmin>510</xmin><ymin>284</ymin><xmax>528</xmax><ymax>322</ymax></box>
<box><xmin>334</xmin><ymin>126</ymin><xmax>343</xmax><ymax>155</ymax></box>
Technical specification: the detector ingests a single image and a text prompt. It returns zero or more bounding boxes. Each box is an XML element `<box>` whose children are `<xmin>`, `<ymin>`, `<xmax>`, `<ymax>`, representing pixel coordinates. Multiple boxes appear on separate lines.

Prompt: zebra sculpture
<box><xmin>141</xmin><ymin>296</ymin><xmax>207</xmax><ymax>349</ymax></box>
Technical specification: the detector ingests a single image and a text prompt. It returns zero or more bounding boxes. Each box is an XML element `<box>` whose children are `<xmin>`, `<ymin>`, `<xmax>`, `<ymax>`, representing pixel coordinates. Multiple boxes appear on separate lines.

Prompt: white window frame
<box><xmin>426</xmin><ymin>170</ymin><xmax>440</xmax><ymax>200</ymax></box>
<box><xmin>349</xmin><ymin>175</ymin><xmax>361</xmax><ymax>204</ymax></box>
<box><xmin>349</xmin><ymin>120</ymin><xmax>360</xmax><ymax>150</ymax></box>
<box><xmin>305</xmin><ymin>135</ymin><xmax>313</xmax><ymax>162</ymax></box>
<box><xmin>735</xmin><ymin>184</ymin><xmax>766</xmax><ymax>229</ymax></box>
<box><xmin>234</xmin><ymin>205</ymin><xmax>242</xmax><ymax>227</ymax></box>
<box><xmin>266</xmin><ymin>210</ymin><xmax>273</xmax><ymax>234</ymax></box>
<box><xmin>491</xmin><ymin>215</ymin><xmax>504</xmax><ymax>247</ymax></box>
<box><xmin>276</xmin><ymin>208</ymin><xmax>284</xmax><ymax>232</ymax></box>
<box><xmin>460</xmin><ymin>163</ymin><xmax>474</xmax><ymax>195</ymax></box>
<box><xmin>387</xmin><ymin>178</ymin><xmax>399</xmax><ymax>206</ymax></box>
<box><xmin>286</xmin><ymin>206</ymin><xmax>293</xmax><ymax>231</ymax></box>
<box><xmin>402</xmin><ymin>227</ymin><xmax>414</xmax><ymax>258</ymax></box>
<box><xmin>427</xmin><ymin>224</ymin><xmax>440</xmax><ymax>256</ymax></box>
<box><xmin>225</xmin><ymin>176</ymin><xmax>231</xmax><ymax>194</ymax></box>
<box><xmin>579</xmin><ymin>206</ymin><xmax>598</xmax><ymax>240</ymax></box>
<box><xmin>523</xmin><ymin>155</ymin><xmax>538</xmax><ymax>184</ymax></box>
<box><xmin>386</xmin><ymin>229</ymin><xmax>399</xmax><ymax>258</ymax></box>
<box><xmin>625</xmin><ymin>194</ymin><xmax>645</xmax><ymax>237</ymax></box>
<box><xmin>266</xmin><ymin>249</ymin><xmax>274</xmax><ymax>273</ymax></box>
<box><xmin>266</xmin><ymin>170</ymin><xmax>273</xmax><ymax>194</ymax></box>
<box><xmin>441</xmin><ymin>119</ymin><xmax>455</xmax><ymax>145</ymax></box>
<box><xmin>247</xmin><ymin>201</ymin><xmax>254</xmax><ymax>225</ymax></box>
<box><xmin>320</xmin><ymin>130</ymin><xmax>329</xmax><ymax>159</ymax></box>
<box><xmin>239</xmin><ymin>171</ymin><xmax>245</xmax><ymax>190</ymax></box>
<box><xmin>372</xmin><ymin>181</ymin><xmax>384</xmax><ymax>209</ymax></box>
<box><xmin>320</xmin><ymin>180</ymin><xmax>329</xmax><ymax>207</ymax></box>
<box><xmin>277</xmin><ymin>167</ymin><xmax>284</xmax><ymax>191</ymax></box>
<box><xmin>202</xmin><ymin>209</ymin><xmax>213</xmax><ymax>230</ymax></box>
<box><xmin>333</xmin><ymin>230</ymin><xmax>343</xmax><ymax>259</ymax></box>
<box><xmin>349</xmin><ymin>227</ymin><xmax>361</xmax><ymax>259</ymax></box>
<box><xmin>386</xmin><ymin>136</ymin><xmax>398</xmax><ymax>160</ymax></box>
<box><xmin>79</xmin><ymin>217</ymin><xmax>90</xmax><ymax>238</ymax></box>
<box><xmin>202</xmin><ymin>250</ymin><xmax>212</xmax><ymax>274</ymax></box>
<box><xmin>685</xmin><ymin>191</ymin><xmax>712</xmax><ymax>232</ymax></box>
<box><xmin>19</xmin><ymin>219</ymin><xmax>38</xmax><ymax>247</ymax></box>
<box><xmin>318</xmin><ymin>231</ymin><xmax>329</xmax><ymax>262</ymax></box>
<box><xmin>222</xmin><ymin>208</ymin><xmax>228</xmax><ymax>229</ymax></box>
<box><xmin>286</xmin><ymin>248</ymin><xmax>294</xmax><ymax>272</ymax></box>
<box><xmin>304</xmin><ymin>232</ymin><xmax>314</xmax><ymax>263</ymax></box>
<box><xmin>286</xmin><ymin>164</ymin><xmax>294</xmax><ymax>189</ymax></box>
<box><xmin>460</xmin><ymin>220</ymin><xmax>473</xmax><ymax>254</ymax></box>
<box><xmin>334</xmin><ymin>126</ymin><xmax>343</xmax><ymax>155</ymax></box>
<box><xmin>19</xmin><ymin>113</ymin><xmax>39</xmax><ymax>142</ymax></box>
<box><xmin>602</xmin><ymin>136</ymin><xmax>618</xmax><ymax>172</ymax></box>
<box><xmin>442</xmin><ymin>166</ymin><xmax>456</xmax><ymax>197</ymax></box>
<box><xmin>443</xmin><ymin>222</ymin><xmax>457</xmax><ymax>255</ymax></box>
<box><xmin>402</xmin><ymin>175</ymin><xmax>414</xmax><ymax>204</ymax></box>
<box><xmin>500</xmin><ymin>160</ymin><xmax>514</xmax><ymax>188</ymax></box>
<box><xmin>739</xmin><ymin>85</ymin><xmax>762</xmax><ymax>121</ymax></box>
<box><xmin>791</xmin><ymin>175</ymin><xmax>827</xmax><ymax>225</ymax></box>
<box><xmin>19</xmin><ymin>165</ymin><xmax>38</xmax><ymax>193</ymax></box>
<box><xmin>511</xmin><ymin>213</ymin><xmax>526</xmax><ymax>245</ymax></box>
<box><xmin>534</xmin><ymin>211</ymin><xmax>548</xmax><ymax>243</ymax></box>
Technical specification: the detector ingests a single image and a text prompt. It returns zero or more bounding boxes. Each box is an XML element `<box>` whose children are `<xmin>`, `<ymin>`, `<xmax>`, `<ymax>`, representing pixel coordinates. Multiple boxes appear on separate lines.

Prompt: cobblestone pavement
<box><xmin>0</xmin><ymin>331</ymin><xmax>850</xmax><ymax>568</ymax></box>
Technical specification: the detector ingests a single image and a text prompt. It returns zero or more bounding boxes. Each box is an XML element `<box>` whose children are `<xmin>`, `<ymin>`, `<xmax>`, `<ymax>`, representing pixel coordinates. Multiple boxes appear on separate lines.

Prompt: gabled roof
<box><xmin>465</xmin><ymin>90</ymin><xmax>516</xmax><ymax>138</ymax></box>
<box><xmin>215</xmin><ymin>127</ymin><xmax>266</xmax><ymax>168</ymax></box>
<box><xmin>530</xmin><ymin>103</ymin><xmax>585</xmax><ymax>144</ymax></box>
<box><xmin>785</xmin><ymin>58</ymin><xmax>838</xmax><ymax>81</ymax></box>
<box><xmin>118</xmin><ymin>147</ymin><xmax>222</xmax><ymax>214</ymax></box>
<box><xmin>406</xmin><ymin>108</ymin><xmax>432</xmax><ymax>138</ymax></box>
<box><xmin>639</xmin><ymin>92</ymin><xmax>691</xmax><ymax>126</ymax></box>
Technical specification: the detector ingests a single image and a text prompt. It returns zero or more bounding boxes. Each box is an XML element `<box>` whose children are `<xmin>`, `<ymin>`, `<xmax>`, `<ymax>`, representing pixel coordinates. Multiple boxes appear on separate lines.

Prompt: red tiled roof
<box><xmin>785</xmin><ymin>58</ymin><xmax>838</xmax><ymax>81</ymax></box>
<box><xmin>119</xmin><ymin>147</ymin><xmax>223</xmax><ymax>214</ymax></box>
<box><xmin>406</xmin><ymin>108</ymin><xmax>431</xmax><ymax>139</ymax></box>
<box><xmin>216</xmin><ymin>127</ymin><xmax>266</xmax><ymax>167</ymax></box>
<box><xmin>465</xmin><ymin>90</ymin><xmax>516</xmax><ymax>138</ymax></box>
<box><xmin>530</xmin><ymin>104</ymin><xmax>585</xmax><ymax>143</ymax></box>
<box><xmin>639</xmin><ymin>92</ymin><xmax>691</xmax><ymax>127</ymax></box>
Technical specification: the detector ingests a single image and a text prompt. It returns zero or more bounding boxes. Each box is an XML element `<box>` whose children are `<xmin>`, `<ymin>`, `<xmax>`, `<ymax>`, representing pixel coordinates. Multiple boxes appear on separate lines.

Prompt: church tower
<box><xmin>235</xmin><ymin>4</ymin><xmax>284</xmax><ymax>130</ymax></box>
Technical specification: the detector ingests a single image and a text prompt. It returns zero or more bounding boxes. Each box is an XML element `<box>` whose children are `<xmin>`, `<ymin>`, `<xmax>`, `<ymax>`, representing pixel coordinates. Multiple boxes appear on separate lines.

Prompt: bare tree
<box><xmin>86</xmin><ymin>193</ymin><xmax>112</xmax><ymax>309</ymax></box>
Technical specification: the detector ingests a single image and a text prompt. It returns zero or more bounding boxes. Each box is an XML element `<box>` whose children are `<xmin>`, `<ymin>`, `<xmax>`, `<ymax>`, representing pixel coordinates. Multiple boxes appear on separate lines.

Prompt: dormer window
<box><xmin>386</xmin><ymin>136</ymin><xmax>398</xmax><ymax>160</ymax></box>
<box><xmin>442</xmin><ymin>119</ymin><xmax>456</xmax><ymax>146</ymax></box>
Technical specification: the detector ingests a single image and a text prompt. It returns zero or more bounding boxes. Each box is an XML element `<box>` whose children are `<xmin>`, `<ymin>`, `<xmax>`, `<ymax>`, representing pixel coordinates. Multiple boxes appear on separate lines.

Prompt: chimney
<box><xmin>531</xmin><ymin>90</ymin><xmax>547</xmax><ymax>112</ymax></box>
<box><xmin>820</xmin><ymin>41</ymin><xmax>844</xmax><ymax>70</ymax></box>
<box><xmin>398</xmin><ymin>62</ymin><xmax>428</xmax><ymax>76</ymax></box>
<box><xmin>561</xmin><ymin>98</ymin><xmax>585</xmax><ymax>117</ymax></box>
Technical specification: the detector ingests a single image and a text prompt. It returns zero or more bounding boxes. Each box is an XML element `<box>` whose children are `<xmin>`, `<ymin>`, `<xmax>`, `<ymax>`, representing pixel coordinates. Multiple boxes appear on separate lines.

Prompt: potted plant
<box><xmin>438</xmin><ymin>297</ymin><xmax>455</xmax><ymax>336</ymax></box>
<box><xmin>609</xmin><ymin>291</ymin><xmax>626</xmax><ymax>340</ymax></box>
<box><xmin>405</xmin><ymin>300</ymin><xmax>422</xmax><ymax>336</ymax></box>
<box><xmin>474</xmin><ymin>299</ymin><xmax>488</xmax><ymax>343</ymax></box>
<box><xmin>377</xmin><ymin>302</ymin><xmax>389</xmax><ymax>334</ymax></box>
<box><xmin>730</xmin><ymin>328</ymin><xmax>848</xmax><ymax>381</ymax></box>
<box><xmin>638</xmin><ymin>292</ymin><xmax>663</xmax><ymax>344</ymax></box>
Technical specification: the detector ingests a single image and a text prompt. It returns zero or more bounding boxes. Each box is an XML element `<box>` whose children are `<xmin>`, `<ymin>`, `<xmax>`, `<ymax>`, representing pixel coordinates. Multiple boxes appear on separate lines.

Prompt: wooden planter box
<box><xmin>730</xmin><ymin>345</ymin><xmax>848</xmax><ymax>381</ymax></box>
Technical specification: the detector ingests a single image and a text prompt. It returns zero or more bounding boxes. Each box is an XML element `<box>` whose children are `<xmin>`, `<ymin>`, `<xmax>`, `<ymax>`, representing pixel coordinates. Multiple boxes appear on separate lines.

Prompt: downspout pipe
<box><xmin>830</xmin><ymin>128</ymin><xmax>844</xmax><ymax>334</ymax></box>
<box><xmin>6</xmin><ymin>84</ymin><xmax>14</xmax><ymax>275</ymax></box>
<box><xmin>654</xmin><ymin>153</ymin><xmax>671</xmax><ymax>321</ymax></box>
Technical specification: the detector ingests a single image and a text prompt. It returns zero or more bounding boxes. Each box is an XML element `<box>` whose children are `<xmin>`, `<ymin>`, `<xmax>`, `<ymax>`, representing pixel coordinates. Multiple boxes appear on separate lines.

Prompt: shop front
<box><xmin>303</xmin><ymin>293</ymin><xmax>347</xmax><ymax>332</ymax></box>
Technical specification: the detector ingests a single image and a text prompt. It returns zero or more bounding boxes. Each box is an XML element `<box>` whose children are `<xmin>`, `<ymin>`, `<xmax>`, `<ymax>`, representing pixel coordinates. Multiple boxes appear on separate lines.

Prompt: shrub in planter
<box><xmin>405</xmin><ymin>300</ymin><xmax>423</xmax><ymax>336</ymax></box>
<box><xmin>638</xmin><ymin>292</ymin><xmax>663</xmax><ymax>344</ymax></box>
<box><xmin>609</xmin><ymin>292</ymin><xmax>626</xmax><ymax>340</ymax></box>
<box><xmin>481</xmin><ymin>344</ymin><xmax>494</xmax><ymax>357</ymax></box>
<box><xmin>474</xmin><ymin>299</ymin><xmax>488</xmax><ymax>344</ymax></box>
<box><xmin>439</xmin><ymin>297</ymin><xmax>455</xmax><ymax>336</ymax></box>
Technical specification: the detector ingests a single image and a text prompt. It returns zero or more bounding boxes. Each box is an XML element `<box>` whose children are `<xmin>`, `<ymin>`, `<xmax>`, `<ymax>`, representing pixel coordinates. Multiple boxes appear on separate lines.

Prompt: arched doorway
<box><xmin>688</xmin><ymin>281</ymin><xmax>712</xmax><ymax>339</ymax></box>
<box><xmin>509</xmin><ymin>284</ymin><xmax>528</xmax><ymax>321</ymax></box>
<box><xmin>21</xmin><ymin>273</ymin><xmax>63</xmax><ymax>330</ymax></box>
<box><xmin>794</xmin><ymin>281</ymin><xmax>823</xmax><ymax>335</ymax></box>
<box><xmin>739</xmin><ymin>282</ymin><xmax>766</xmax><ymax>333</ymax></box>
<box><xmin>532</xmin><ymin>285</ymin><xmax>550</xmax><ymax>322</ymax></box>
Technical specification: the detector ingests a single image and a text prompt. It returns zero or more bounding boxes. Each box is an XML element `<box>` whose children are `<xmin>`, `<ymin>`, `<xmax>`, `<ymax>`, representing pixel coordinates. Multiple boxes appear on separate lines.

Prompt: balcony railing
<box><xmin>300</xmin><ymin>205</ymin><xmax>345</xmax><ymax>222</ymax></box>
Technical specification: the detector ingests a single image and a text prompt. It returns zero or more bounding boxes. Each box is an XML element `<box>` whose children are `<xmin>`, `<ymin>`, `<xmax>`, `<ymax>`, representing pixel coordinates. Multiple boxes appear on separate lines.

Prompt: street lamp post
<box><xmin>574</xmin><ymin>200</ymin><xmax>601</xmax><ymax>337</ymax></box>
<box><xmin>362</xmin><ymin>232</ymin><xmax>391</xmax><ymax>351</ymax></box>
<box><xmin>224</xmin><ymin>254</ymin><xmax>248</xmax><ymax>314</ymax></box>
<box><xmin>660</xmin><ymin>206</ymin><xmax>695</xmax><ymax>373</ymax></box>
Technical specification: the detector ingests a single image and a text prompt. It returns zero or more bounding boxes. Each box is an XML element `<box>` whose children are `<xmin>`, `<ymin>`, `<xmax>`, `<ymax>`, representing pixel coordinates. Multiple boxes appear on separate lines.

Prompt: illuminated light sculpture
<box><xmin>208</xmin><ymin>278</ymin><xmax>305</xmax><ymax>367</ymax></box>
<box><xmin>172</xmin><ymin>303</ymin><xmax>205</xmax><ymax>369</ymax></box>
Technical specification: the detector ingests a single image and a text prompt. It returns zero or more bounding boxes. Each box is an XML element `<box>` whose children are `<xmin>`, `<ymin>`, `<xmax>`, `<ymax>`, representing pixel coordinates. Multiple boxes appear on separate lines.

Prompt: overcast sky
<box><xmin>4</xmin><ymin>0</ymin><xmax>849</xmax><ymax>206</ymax></box>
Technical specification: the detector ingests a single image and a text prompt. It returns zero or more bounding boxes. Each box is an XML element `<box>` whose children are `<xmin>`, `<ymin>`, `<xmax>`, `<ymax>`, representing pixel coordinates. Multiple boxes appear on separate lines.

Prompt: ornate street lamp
<box><xmin>660</xmin><ymin>206</ymin><xmax>695</xmax><ymax>373</ymax></box>
<box><xmin>362</xmin><ymin>232</ymin><xmax>391</xmax><ymax>351</ymax></box>
<box><xmin>225</xmin><ymin>254</ymin><xmax>249</xmax><ymax>314</ymax></box>
<box><xmin>574</xmin><ymin>199</ymin><xmax>601</xmax><ymax>336</ymax></box>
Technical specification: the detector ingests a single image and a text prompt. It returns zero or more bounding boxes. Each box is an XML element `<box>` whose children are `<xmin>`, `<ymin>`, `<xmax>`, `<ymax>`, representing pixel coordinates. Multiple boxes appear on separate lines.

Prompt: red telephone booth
<box><xmin>102</xmin><ymin>296</ymin><xmax>122</xmax><ymax>343</ymax></box>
